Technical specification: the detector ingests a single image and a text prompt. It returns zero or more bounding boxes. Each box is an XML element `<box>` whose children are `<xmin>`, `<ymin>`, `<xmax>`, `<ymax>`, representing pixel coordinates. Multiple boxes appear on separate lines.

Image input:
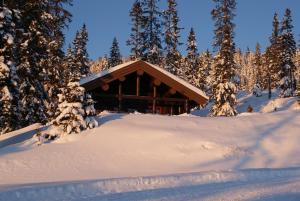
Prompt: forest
<box><xmin>1</xmin><ymin>0</ymin><xmax>300</xmax><ymax>136</ymax></box>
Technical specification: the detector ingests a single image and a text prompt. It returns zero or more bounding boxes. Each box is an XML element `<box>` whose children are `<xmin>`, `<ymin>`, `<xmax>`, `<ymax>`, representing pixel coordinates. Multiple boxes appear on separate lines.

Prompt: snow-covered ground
<box><xmin>0</xmin><ymin>91</ymin><xmax>300</xmax><ymax>200</ymax></box>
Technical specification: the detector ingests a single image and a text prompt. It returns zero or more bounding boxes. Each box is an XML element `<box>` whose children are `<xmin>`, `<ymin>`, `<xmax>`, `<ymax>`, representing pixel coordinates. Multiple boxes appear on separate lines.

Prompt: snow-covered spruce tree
<box><xmin>198</xmin><ymin>50</ymin><xmax>212</xmax><ymax>94</ymax></box>
<box><xmin>90</xmin><ymin>56</ymin><xmax>109</xmax><ymax>73</ymax></box>
<box><xmin>141</xmin><ymin>0</ymin><xmax>163</xmax><ymax>65</ymax></box>
<box><xmin>185</xmin><ymin>28</ymin><xmax>199</xmax><ymax>84</ymax></box>
<box><xmin>0</xmin><ymin>4</ymin><xmax>21</xmax><ymax>134</ymax></box>
<box><xmin>295</xmin><ymin>49</ymin><xmax>300</xmax><ymax>84</ymax></box>
<box><xmin>15</xmin><ymin>0</ymin><xmax>55</xmax><ymax>126</ymax></box>
<box><xmin>265</xmin><ymin>12</ymin><xmax>281</xmax><ymax>99</ymax></box>
<box><xmin>43</xmin><ymin>0</ymin><xmax>72</xmax><ymax>120</ymax></box>
<box><xmin>52</xmin><ymin>55</ymin><xmax>98</xmax><ymax>137</ymax></box>
<box><xmin>241</xmin><ymin>48</ymin><xmax>256</xmax><ymax>92</ymax></box>
<box><xmin>163</xmin><ymin>0</ymin><xmax>183</xmax><ymax>76</ymax></box>
<box><xmin>127</xmin><ymin>0</ymin><xmax>144</xmax><ymax>59</ymax></box>
<box><xmin>296</xmin><ymin>79</ymin><xmax>300</xmax><ymax>104</ymax></box>
<box><xmin>210</xmin><ymin>0</ymin><xmax>237</xmax><ymax>117</ymax></box>
<box><xmin>72</xmin><ymin>24</ymin><xmax>90</xmax><ymax>77</ymax></box>
<box><xmin>278</xmin><ymin>8</ymin><xmax>297</xmax><ymax>97</ymax></box>
<box><xmin>108</xmin><ymin>37</ymin><xmax>122</xmax><ymax>68</ymax></box>
<box><xmin>253</xmin><ymin>43</ymin><xmax>264</xmax><ymax>90</ymax></box>
<box><xmin>233</xmin><ymin>48</ymin><xmax>243</xmax><ymax>89</ymax></box>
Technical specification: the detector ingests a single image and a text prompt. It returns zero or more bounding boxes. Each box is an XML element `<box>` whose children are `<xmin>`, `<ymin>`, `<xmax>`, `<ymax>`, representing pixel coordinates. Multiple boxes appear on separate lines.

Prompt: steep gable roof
<box><xmin>80</xmin><ymin>60</ymin><xmax>208</xmax><ymax>105</ymax></box>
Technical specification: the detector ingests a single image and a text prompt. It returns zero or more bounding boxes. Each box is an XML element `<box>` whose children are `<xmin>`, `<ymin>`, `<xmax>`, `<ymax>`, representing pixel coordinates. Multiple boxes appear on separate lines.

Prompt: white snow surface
<box><xmin>0</xmin><ymin>93</ymin><xmax>300</xmax><ymax>200</ymax></box>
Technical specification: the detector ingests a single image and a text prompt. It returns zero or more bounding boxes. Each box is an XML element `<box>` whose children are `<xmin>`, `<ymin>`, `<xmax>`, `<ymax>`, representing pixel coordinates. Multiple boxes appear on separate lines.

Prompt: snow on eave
<box><xmin>80</xmin><ymin>60</ymin><xmax>139</xmax><ymax>85</ymax></box>
<box><xmin>80</xmin><ymin>59</ymin><xmax>208</xmax><ymax>100</ymax></box>
<box><xmin>144</xmin><ymin>61</ymin><xmax>209</xmax><ymax>100</ymax></box>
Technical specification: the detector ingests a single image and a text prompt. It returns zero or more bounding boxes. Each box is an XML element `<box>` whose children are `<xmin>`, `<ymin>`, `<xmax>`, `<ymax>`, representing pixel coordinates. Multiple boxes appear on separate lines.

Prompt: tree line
<box><xmin>1</xmin><ymin>0</ymin><xmax>300</xmax><ymax>135</ymax></box>
<box><xmin>0</xmin><ymin>0</ymin><xmax>97</xmax><ymax>136</ymax></box>
<box><xmin>93</xmin><ymin>0</ymin><xmax>300</xmax><ymax>116</ymax></box>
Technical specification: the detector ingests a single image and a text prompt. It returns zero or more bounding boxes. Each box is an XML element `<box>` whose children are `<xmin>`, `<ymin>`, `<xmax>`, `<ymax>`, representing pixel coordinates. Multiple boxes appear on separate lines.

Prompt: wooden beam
<box><xmin>153</xmin><ymin>86</ymin><xmax>157</xmax><ymax>114</ymax></box>
<box><xmin>169</xmin><ymin>88</ymin><xmax>176</xmax><ymax>95</ymax></box>
<box><xmin>119</xmin><ymin>76</ymin><xmax>126</xmax><ymax>82</ymax></box>
<box><xmin>137</xmin><ymin>69</ymin><xmax>144</xmax><ymax>76</ymax></box>
<box><xmin>118</xmin><ymin>82</ymin><xmax>122</xmax><ymax>111</ymax></box>
<box><xmin>185</xmin><ymin>99</ymin><xmax>190</xmax><ymax>114</ymax></box>
<box><xmin>93</xmin><ymin>94</ymin><xmax>187</xmax><ymax>103</ymax></box>
<box><xmin>136</xmin><ymin>75</ymin><xmax>140</xmax><ymax>96</ymax></box>
<box><xmin>101</xmin><ymin>84</ymin><xmax>109</xmax><ymax>91</ymax></box>
<box><xmin>154</xmin><ymin>79</ymin><xmax>161</xmax><ymax>86</ymax></box>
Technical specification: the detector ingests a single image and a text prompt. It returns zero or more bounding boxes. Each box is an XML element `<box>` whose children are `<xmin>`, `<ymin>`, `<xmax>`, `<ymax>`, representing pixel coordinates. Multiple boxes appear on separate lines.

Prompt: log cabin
<box><xmin>80</xmin><ymin>60</ymin><xmax>208</xmax><ymax>115</ymax></box>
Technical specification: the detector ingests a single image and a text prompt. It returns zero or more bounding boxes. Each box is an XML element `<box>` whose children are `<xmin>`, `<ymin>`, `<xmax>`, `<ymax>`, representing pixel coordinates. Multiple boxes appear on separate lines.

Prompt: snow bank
<box><xmin>0</xmin><ymin>93</ymin><xmax>300</xmax><ymax>200</ymax></box>
<box><xmin>0</xmin><ymin>124</ymin><xmax>47</xmax><ymax>149</ymax></box>
<box><xmin>0</xmin><ymin>108</ymin><xmax>300</xmax><ymax>186</ymax></box>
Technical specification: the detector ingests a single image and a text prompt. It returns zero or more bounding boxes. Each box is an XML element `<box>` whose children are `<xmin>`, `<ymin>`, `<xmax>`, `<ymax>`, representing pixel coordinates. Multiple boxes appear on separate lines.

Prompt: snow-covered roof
<box><xmin>144</xmin><ymin>61</ymin><xmax>208</xmax><ymax>100</ymax></box>
<box><xmin>80</xmin><ymin>60</ymin><xmax>208</xmax><ymax>101</ymax></box>
<box><xmin>80</xmin><ymin>60</ymin><xmax>138</xmax><ymax>85</ymax></box>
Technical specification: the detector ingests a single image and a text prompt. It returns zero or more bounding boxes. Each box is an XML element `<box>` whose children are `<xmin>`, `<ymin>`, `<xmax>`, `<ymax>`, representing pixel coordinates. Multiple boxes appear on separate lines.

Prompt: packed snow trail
<box><xmin>1</xmin><ymin>168</ymin><xmax>300</xmax><ymax>201</ymax></box>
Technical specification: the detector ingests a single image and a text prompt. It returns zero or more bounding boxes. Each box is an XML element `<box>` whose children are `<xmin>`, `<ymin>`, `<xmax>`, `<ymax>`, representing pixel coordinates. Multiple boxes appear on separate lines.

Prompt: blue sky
<box><xmin>64</xmin><ymin>0</ymin><xmax>300</xmax><ymax>60</ymax></box>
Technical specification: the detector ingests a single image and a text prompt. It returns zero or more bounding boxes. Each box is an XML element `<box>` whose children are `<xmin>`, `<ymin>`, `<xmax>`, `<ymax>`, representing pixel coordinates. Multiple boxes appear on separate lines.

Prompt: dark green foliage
<box><xmin>127</xmin><ymin>0</ymin><xmax>145</xmax><ymax>59</ymax></box>
<box><xmin>163</xmin><ymin>0</ymin><xmax>182</xmax><ymax>75</ymax></box>
<box><xmin>210</xmin><ymin>0</ymin><xmax>237</xmax><ymax>116</ymax></box>
<box><xmin>141</xmin><ymin>0</ymin><xmax>163</xmax><ymax>65</ymax></box>
<box><xmin>108</xmin><ymin>37</ymin><xmax>122</xmax><ymax>68</ymax></box>
<box><xmin>278</xmin><ymin>9</ymin><xmax>296</xmax><ymax>97</ymax></box>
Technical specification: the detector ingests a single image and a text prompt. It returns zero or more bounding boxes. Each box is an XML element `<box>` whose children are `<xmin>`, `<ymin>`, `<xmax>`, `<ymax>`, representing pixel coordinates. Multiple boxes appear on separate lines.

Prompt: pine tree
<box><xmin>44</xmin><ymin>0</ymin><xmax>72</xmax><ymax>120</ymax></box>
<box><xmin>197</xmin><ymin>50</ymin><xmax>212</xmax><ymax>93</ymax></box>
<box><xmin>108</xmin><ymin>37</ymin><xmax>122</xmax><ymax>67</ymax></box>
<box><xmin>72</xmin><ymin>24</ymin><xmax>90</xmax><ymax>77</ymax></box>
<box><xmin>15</xmin><ymin>0</ymin><xmax>52</xmax><ymax>126</ymax></box>
<box><xmin>240</xmin><ymin>48</ymin><xmax>256</xmax><ymax>92</ymax></box>
<box><xmin>52</xmin><ymin>52</ymin><xmax>97</xmax><ymax>137</ymax></box>
<box><xmin>253</xmin><ymin>43</ymin><xmax>264</xmax><ymax>90</ymax></box>
<box><xmin>210</xmin><ymin>0</ymin><xmax>237</xmax><ymax>117</ymax></box>
<box><xmin>265</xmin><ymin>12</ymin><xmax>281</xmax><ymax>99</ymax></box>
<box><xmin>234</xmin><ymin>48</ymin><xmax>243</xmax><ymax>89</ymax></box>
<box><xmin>0</xmin><ymin>4</ymin><xmax>21</xmax><ymax>134</ymax></box>
<box><xmin>163</xmin><ymin>0</ymin><xmax>182</xmax><ymax>75</ymax></box>
<box><xmin>296</xmin><ymin>79</ymin><xmax>300</xmax><ymax>104</ymax></box>
<box><xmin>90</xmin><ymin>55</ymin><xmax>109</xmax><ymax>73</ymax></box>
<box><xmin>278</xmin><ymin>8</ymin><xmax>296</xmax><ymax>97</ymax></box>
<box><xmin>141</xmin><ymin>0</ymin><xmax>163</xmax><ymax>65</ymax></box>
<box><xmin>127</xmin><ymin>0</ymin><xmax>144</xmax><ymax>59</ymax></box>
<box><xmin>185</xmin><ymin>28</ymin><xmax>199</xmax><ymax>83</ymax></box>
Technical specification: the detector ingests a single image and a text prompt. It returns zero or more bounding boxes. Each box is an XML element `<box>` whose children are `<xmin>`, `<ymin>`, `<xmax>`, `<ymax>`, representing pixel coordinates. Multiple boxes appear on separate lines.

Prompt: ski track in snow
<box><xmin>1</xmin><ymin>168</ymin><xmax>300</xmax><ymax>201</ymax></box>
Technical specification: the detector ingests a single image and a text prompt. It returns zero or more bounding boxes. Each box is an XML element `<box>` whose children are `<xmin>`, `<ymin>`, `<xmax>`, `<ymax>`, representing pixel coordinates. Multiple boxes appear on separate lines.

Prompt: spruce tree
<box><xmin>16</xmin><ymin>0</ymin><xmax>51</xmax><ymax>126</ymax></box>
<box><xmin>265</xmin><ymin>12</ymin><xmax>281</xmax><ymax>99</ymax></box>
<box><xmin>108</xmin><ymin>37</ymin><xmax>122</xmax><ymax>67</ymax></box>
<box><xmin>197</xmin><ymin>50</ymin><xmax>212</xmax><ymax>93</ymax></box>
<box><xmin>279</xmin><ymin>8</ymin><xmax>296</xmax><ymax>97</ymax></box>
<box><xmin>53</xmin><ymin>51</ymin><xmax>97</xmax><ymax>137</ymax></box>
<box><xmin>141</xmin><ymin>0</ymin><xmax>163</xmax><ymax>65</ymax></box>
<box><xmin>210</xmin><ymin>0</ymin><xmax>237</xmax><ymax>117</ymax></box>
<box><xmin>241</xmin><ymin>48</ymin><xmax>256</xmax><ymax>92</ymax></box>
<box><xmin>254</xmin><ymin>43</ymin><xmax>264</xmax><ymax>89</ymax></box>
<box><xmin>234</xmin><ymin>48</ymin><xmax>243</xmax><ymax>89</ymax></box>
<box><xmin>44</xmin><ymin>0</ymin><xmax>72</xmax><ymax>120</ymax></box>
<box><xmin>0</xmin><ymin>4</ymin><xmax>20</xmax><ymax>134</ymax></box>
<box><xmin>72</xmin><ymin>24</ymin><xmax>90</xmax><ymax>77</ymax></box>
<box><xmin>127</xmin><ymin>0</ymin><xmax>144</xmax><ymax>59</ymax></box>
<box><xmin>163</xmin><ymin>0</ymin><xmax>182</xmax><ymax>75</ymax></box>
<box><xmin>185</xmin><ymin>28</ymin><xmax>199</xmax><ymax>83</ymax></box>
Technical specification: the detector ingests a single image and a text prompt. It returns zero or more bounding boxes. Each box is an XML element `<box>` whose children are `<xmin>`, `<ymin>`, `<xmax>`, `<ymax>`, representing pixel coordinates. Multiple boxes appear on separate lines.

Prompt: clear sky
<box><xmin>64</xmin><ymin>0</ymin><xmax>300</xmax><ymax>60</ymax></box>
